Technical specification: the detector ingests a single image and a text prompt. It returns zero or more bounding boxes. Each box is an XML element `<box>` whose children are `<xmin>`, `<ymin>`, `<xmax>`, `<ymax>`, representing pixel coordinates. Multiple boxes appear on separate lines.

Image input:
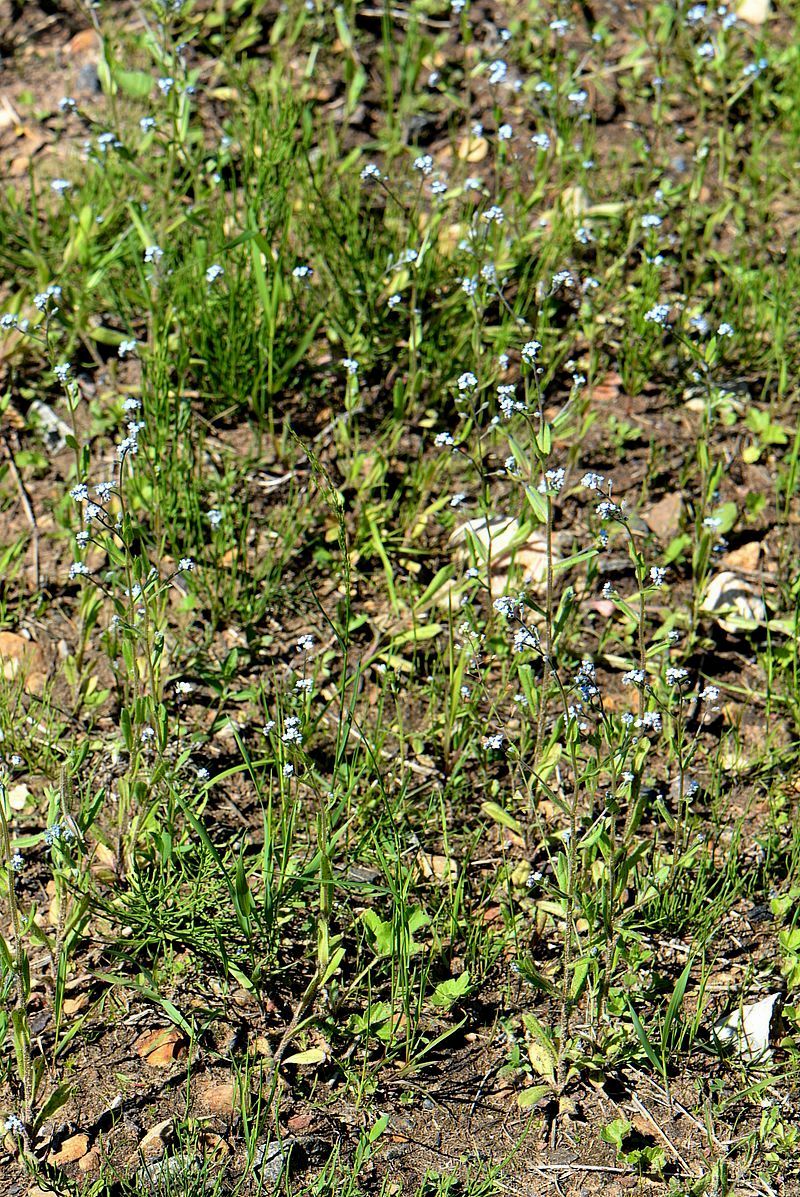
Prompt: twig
<box><xmin>467</xmin><ymin>1061</ymin><xmax>503</xmax><ymax>1126</ymax></box>
<box><xmin>630</xmin><ymin>1093</ymin><xmax>698</xmax><ymax>1176</ymax></box>
<box><xmin>1</xmin><ymin>430</ymin><xmax>40</xmax><ymax>590</ymax></box>
<box><xmin>531</xmin><ymin>1163</ymin><xmax>629</xmax><ymax>1174</ymax></box>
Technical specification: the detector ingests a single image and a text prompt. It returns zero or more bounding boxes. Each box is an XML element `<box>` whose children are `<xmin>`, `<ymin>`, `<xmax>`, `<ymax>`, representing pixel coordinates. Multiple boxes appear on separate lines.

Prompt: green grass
<box><xmin>2</xmin><ymin>0</ymin><xmax>800</xmax><ymax>1193</ymax></box>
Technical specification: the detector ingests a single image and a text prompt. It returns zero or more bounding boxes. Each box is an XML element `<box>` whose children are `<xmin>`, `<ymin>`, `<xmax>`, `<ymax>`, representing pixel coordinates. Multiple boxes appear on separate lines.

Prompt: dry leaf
<box><xmin>92</xmin><ymin>841</ymin><xmax>117</xmax><ymax>869</ymax></box>
<box><xmin>0</xmin><ymin>94</ymin><xmax>21</xmax><ymax>133</ymax></box>
<box><xmin>416</xmin><ymin>850</ymin><xmax>458</xmax><ymax>882</ymax></box>
<box><xmin>450</xmin><ymin>516</ymin><xmax>557</xmax><ymax>600</ymax></box>
<box><xmin>135</xmin><ymin>1027</ymin><xmax>186</xmax><ymax>1067</ymax></box>
<box><xmin>703</xmin><ymin>571</ymin><xmax>766</xmax><ymax>633</ymax></box>
<box><xmin>713</xmin><ymin>992</ymin><xmax>780</xmax><ymax>1061</ymax></box>
<box><xmin>457</xmin><ymin>135</ymin><xmax>488</xmax><ymax>163</ymax></box>
<box><xmin>438</xmin><ymin>222</ymin><xmax>465</xmax><ymax>255</ymax></box>
<box><xmin>451</xmin><ymin>516</ymin><xmax>521</xmax><ymax>559</ymax></box>
<box><xmin>588</xmin><ymin>599</ymin><xmax>615</xmax><ymax>618</ymax></box>
<box><xmin>48</xmin><ymin>1133</ymin><xmax>91</xmax><ymax>1165</ymax></box>
<box><xmin>736</xmin><ymin>0</ymin><xmax>770</xmax><ymax>23</ymax></box>
<box><xmin>0</xmin><ymin>631</ymin><xmax>46</xmax><ymax>693</ymax></box>
<box><xmin>560</xmin><ymin>185</ymin><xmax>588</xmax><ymax>216</ymax></box>
<box><xmin>7</xmin><ymin>784</ymin><xmax>30</xmax><ymax>811</ymax></box>
<box><xmin>90</xmin><ymin>840</ymin><xmax>117</xmax><ymax>883</ymax></box>
<box><xmin>513</xmin><ymin>535</ymin><xmax>550</xmax><ymax>586</ymax></box>
<box><xmin>63</xmin><ymin>993</ymin><xmax>89</xmax><ymax>1016</ymax></box>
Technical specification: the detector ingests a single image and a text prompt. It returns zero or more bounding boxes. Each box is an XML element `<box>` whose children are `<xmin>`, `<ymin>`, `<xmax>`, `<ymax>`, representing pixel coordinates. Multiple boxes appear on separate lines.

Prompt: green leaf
<box><xmin>96</xmin><ymin>52</ymin><xmax>115</xmax><ymax>96</ymax></box>
<box><xmin>570</xmin><ymin>956</ymin><xmax>591</xmax><ymax>1001</ymax></box>
<box><xmin>481</xmin><ymin>800</ymin><xmax>522</xmax><ymax>835</ymax></box>
<box><xmin>120</xmin><ymin>706</ymin><xmax>132</xmax><ymax>752</ymax></box>
<box><xmin>390</xmin><ymin>622</ymin><xmax>443</xmax><ymax>648</ymax></box>
<box><xmin>553</xmin><ymin>547</ymin><xmax>596</xmax><ymax>573</ymax></box>
<box><xmin>430</xmin><ymin>971</ymin><xmax>470</xmax><ymax>1010</ymax></box>
<box><xmin>407</xmin><ymin>908</ymin><xmax>430</xmax><ymax>937</ymax></box>
<box><xmin>536</xmin><ymin>741</ymin><xmax>562</xmax><ymax>783</ymax></box>
<box><xmin>627</xmin><ymin>999</ymin><xmax>663</xmax><ymax>1075</ymax></box>
<box><xmin>13</xmin><ymin>450</ymin><xmax>48</xmax><ymax>471</ymax></box>
<box><xmin>524</xmin><ymin>484</ymin><xmax>548</xmax><ymax>524</ymax></box>
<box><xmin>663</xmin><ymin>958</ymin><xmax>692</xmax><ymax>1051</ymax></box>
<box><xmin>114</xmin><ymin>68</ymin><xmax>153</xmax><ymax>99</ymax></box>
<box><xmin>11</xmin><ymin>1009</ymin><xmax>29</xmax><ymax>1080</ymax></box>
<box><xmin>92</xmin><ymin>972</ymin><xmax>193</xmax><ymax>1037</ymax></box>
<box><xmin>321</xmin><ymin>945</ymin><xmax>345</xmax><ymax>986</ymax></box>
<box><xmin>522</xmin><ymin>1012</ymin><xmax>558</xmax><ymax>1082</ymax></box>
<box><xmin>600</xmin><ymin>1115</ymin><xmax>632</xmax><ymax>1150</ymax></box>
<box><xmin>369</xmin><ymin>1113</ymin><xmax>390</xmax><ymax>1142</ymax></box>
<box><xmin>710</xmin><ymin>501</ymin><xmax>738</xmax><ymax>536</ymax></box>
<box><xmin>33</xmin><ymin>1083</ymin><xmax>72</xmax><ymax>1134</ymax></box>
<box><xmin>361</xmin><ymin>909</ymin><xmax>393</xmax><ymax>956</ymax></box>
<box><xmin>518</xmin><ymin>1083</ymin><xmax>552</xmax><ymax>1108</ymax></box>
<box><xmin>87</xmin><ymin>325</ymin><xmax>130</xmax><ymax>346</ymax></box>
<box><xmin>414</xmin><ymin>565</ymin><xmax>455</xmax><ymax>612</ymax></box>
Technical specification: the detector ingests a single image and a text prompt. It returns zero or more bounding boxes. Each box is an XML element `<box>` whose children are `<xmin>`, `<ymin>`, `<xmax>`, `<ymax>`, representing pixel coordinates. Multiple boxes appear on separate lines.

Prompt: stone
<box><xmin>644</xmin><ymin>492</ymin><xmax>683</xmax><ymax>540</ymax></box>
<box><xmin>138</xmin><ymin>1118</ymin><xmax>173</xmax><ymax>1160</ymax></box>
<box><xmin>194</xmin><ymin>1077</ymin><xmax>236</xmax><ymax>1114</ymax></box>
<box><xmin>134</xmin><ymin>1027</ymin><xmax>186</xmax><ymax>1067</ymax></box>
<box><xmin>47</xmin><ymin>1132</ymin><xmax>90</xmax><ymax>1165</ymax></box>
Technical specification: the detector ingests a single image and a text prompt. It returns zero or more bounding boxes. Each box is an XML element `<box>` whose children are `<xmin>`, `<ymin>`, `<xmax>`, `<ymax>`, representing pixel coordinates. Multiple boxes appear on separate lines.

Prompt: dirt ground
<box><xmin>1</xmin><ymin>1</ymin><xmax>799</xmax><ymax>1194</ymax></box>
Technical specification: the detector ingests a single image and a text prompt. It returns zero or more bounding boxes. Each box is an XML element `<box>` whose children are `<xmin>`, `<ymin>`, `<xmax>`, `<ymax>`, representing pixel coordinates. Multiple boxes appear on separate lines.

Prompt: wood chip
<box><xmin>591</xmin><ymin>371</ymin><xmax>623</xmax><ymax>403</ymax></box>
<box><xmin>199</xmin><ymin>1131</ymin><xmax>230</xmax><ymax>1157</ymax></box>
<box><xmin>416</xmin><ymin>850</ymin><xmax>458</xmax><ymax>882</ymax></box>
<box><xmin>63</xmin><ymin>993</ymin><xmax>89</xmax><ymax>1016</ymax></box>
<box><xmin>78</xmin><ymin>1148</ymin><xmax>102</xmax><ymax>1172</ymax></box>
<box><xmin>64</xmin><ymin>29</ymin><xmax>101</xmax><ymax>61</ymax></box>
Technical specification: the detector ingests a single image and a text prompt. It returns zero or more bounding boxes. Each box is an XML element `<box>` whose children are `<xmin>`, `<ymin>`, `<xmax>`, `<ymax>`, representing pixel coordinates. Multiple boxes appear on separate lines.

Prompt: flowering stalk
<box><xmin>0</xmin><ymin>783</ymin><xmax>32</xmax><ymax>1123</ymax></box>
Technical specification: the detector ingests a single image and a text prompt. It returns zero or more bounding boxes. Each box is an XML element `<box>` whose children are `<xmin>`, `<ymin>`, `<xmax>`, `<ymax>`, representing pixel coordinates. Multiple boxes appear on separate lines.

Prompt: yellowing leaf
<box><xmin>283</xmin><ymin>1047</ymin><xmax>328</xmax><ymax>1066</ymax></box>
